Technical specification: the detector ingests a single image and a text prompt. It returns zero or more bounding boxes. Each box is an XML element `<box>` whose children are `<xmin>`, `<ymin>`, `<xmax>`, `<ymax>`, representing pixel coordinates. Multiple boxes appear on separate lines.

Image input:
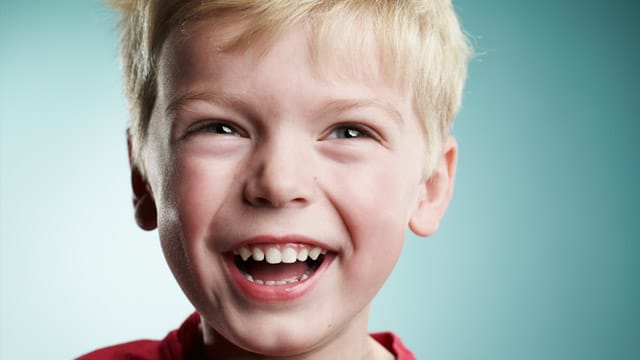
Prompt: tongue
<box><xmin>247</xmin><ymin>262</ymin><xmax>309</xmax><ymax>282</ymax></box>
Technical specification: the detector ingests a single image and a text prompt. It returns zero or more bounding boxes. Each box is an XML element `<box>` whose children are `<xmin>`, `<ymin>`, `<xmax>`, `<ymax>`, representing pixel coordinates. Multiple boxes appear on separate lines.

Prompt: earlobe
<box><xmin>128</xmin><ymin>136</ymin><xmax>157</xmax><ymax>231</ymax></box>
<box><xmin>409</xmin><ymin>136</ymin><xmax>458</xmax><ymax>237</ymax></box>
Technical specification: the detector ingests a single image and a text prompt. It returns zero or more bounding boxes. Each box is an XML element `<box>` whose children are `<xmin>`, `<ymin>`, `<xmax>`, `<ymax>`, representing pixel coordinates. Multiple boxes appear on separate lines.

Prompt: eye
<box><xmin>201</xmin><ymin>122</ymin><xmax>237</xmax><ymax>135</ymax></box>
<box><xmin>186</xmin><ymin>121</ymin><xmax>246</xmax><ymax>138</ymax></box>
<box><xmin>327</xmin><ymin>125</ymin><xmax>371</xmax><ymax>140</ymax></box>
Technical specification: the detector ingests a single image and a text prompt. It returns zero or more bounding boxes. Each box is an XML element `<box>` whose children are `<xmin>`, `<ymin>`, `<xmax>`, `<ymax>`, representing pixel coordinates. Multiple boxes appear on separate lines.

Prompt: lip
<box><xmin>223</xmin><ymin>235</ymin><xmax>336</xmax><ymax>302</ymax></box>
<box><xmin>229</xmin><ymin>234</ymin><xmax>336</xmax><ymax>253</ymax></box>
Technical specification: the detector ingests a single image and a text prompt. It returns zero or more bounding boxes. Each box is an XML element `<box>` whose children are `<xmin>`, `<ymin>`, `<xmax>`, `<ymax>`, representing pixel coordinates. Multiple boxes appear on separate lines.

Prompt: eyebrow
<box><xmin>165</xmin><ymin>90</ymin><xmax>249</xmax><ymax>118</ymax></box>
<box><xmin>166</xmin><ymin>90</ymin><xmax>404</xmax><ymax>126</ymax></box>
<box><xmin>318</xmin><ymin>99</ymin><xmax>404</xmax><ymax>126</ymax></box>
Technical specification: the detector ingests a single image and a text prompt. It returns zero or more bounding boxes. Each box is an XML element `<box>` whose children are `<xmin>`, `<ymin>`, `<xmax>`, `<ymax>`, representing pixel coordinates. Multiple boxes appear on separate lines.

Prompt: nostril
<box><xmin>253</xmin><ymin>196</ymin><xmax>276</xmax><ymax>207</ymax></box>
<box><xmin>244</xmin><ymin>190</ymin><xmax>310</xmax><ymax>208</ymax></box>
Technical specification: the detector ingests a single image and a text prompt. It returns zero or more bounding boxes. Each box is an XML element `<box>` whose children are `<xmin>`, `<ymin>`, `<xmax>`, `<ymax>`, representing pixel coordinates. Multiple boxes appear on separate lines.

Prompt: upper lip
<box><xmin>229</xmin><ymin>235</ymin><xmax>337</xmax><ymax>253</ymax></box>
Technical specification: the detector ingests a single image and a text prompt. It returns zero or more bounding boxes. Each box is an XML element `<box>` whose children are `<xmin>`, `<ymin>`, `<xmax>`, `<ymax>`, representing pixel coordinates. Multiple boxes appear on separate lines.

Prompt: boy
<box><xmin>79</xmin><ymin>0</ymin><xmax>469</xmax><ymax>358</ymax></box>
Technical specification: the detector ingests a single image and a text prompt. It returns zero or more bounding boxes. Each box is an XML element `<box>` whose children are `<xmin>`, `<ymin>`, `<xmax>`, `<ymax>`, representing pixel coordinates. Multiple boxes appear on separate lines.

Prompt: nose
<box><xmin>243</xmin><ymin>137</ymin><xmax>315</xmax><ymax>208</ymax></box>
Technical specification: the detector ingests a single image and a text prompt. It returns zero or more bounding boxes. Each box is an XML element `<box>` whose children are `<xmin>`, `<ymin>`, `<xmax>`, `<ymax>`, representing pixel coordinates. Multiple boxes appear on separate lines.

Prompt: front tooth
<box><xmin>239</xmin><ymin>247</ymin><xmax>252</xmax><ymax>261</ymax></box>
<box><xmin>265</xmin><ymin>280</ymin><xmax>276</xmax><ymax>286</ymax></box>
<box><xmin>297</xmin><ymin>248</ymin><xmax>308</xmax><ymax>261</ymax></box>
<box><xmin>252</xmin><ymin>248</ymin><xmax>265</xmax><ymax>261</ymax></box>
<box><xmin>265</xmin><ymin>247</ymin><xmax>282</xmax><ymax>264</ymax></box>
<box><xmin>281</xmin><ymin>247</ymin><xmax>297</xmax><ymax>263</ymax></box>
<box><xmin>309</xmin><ymin>247</ymin><xmax>322</xmax><ymax>260</ymax></box>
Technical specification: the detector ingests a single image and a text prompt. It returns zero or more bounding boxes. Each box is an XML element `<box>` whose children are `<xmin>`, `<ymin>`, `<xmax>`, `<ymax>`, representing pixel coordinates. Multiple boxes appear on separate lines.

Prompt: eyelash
<box><xmin>187</xmin><ymin>121</ymin><xmax>377</xmax><ymax>141</ymax></box>
<box><xmin>327</xmin><ymin>124</ymin><xmax>376</xmax><ymax>140</ymax></box>
<box><xmin>189</xmin><ymin>121</ymin><xmax>242</xmax><ymax>136</ymax></box>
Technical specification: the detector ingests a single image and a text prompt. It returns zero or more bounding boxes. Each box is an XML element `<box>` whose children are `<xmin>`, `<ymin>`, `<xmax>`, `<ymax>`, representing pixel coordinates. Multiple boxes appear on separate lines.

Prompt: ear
<box><xmin>128</xmin><ymin>136</ymin><xmax>157</xmax><ymax>231</ymax></box>
<box><xmin>409</xmin><ymin>136</ymin><xmax>458</xmax><ymax>237</ymax></box>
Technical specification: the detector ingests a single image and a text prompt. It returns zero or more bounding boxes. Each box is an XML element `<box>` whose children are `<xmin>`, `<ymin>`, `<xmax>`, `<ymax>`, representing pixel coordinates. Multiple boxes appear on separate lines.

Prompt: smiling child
<box><xmin>78</xmin><ymin>1</ymin><xmax>469</xmax><ymax>359</ymax></box>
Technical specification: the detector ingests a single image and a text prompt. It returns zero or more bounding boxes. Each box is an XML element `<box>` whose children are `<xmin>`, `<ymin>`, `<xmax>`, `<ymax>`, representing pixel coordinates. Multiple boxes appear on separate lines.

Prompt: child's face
<box><xmin>137</xmin><ymin>19</ymin><xmax>454</xmax><ymax>356</ymax></box>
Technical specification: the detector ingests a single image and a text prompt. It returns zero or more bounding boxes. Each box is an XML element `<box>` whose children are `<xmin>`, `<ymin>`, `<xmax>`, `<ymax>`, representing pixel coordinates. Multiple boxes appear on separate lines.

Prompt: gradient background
<box><xmin>1</xmin><ymin>1</ymin><xmax>638</xmax><ymax>359</ymax></box>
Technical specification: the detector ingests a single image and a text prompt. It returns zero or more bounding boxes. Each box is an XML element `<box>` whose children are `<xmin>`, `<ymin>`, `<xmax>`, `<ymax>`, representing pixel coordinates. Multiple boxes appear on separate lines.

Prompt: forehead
<box><xmin>157</xmin><ymin>13</ymin><xmax>406</xmax><ymax>94</ymax></box>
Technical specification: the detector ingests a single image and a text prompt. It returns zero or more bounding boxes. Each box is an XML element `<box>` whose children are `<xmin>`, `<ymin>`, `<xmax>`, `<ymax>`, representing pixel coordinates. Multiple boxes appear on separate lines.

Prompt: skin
<box><xmin>131</xmin><ymin>18</ymin><xmax>457</xmax><ymax>360</ymax></box>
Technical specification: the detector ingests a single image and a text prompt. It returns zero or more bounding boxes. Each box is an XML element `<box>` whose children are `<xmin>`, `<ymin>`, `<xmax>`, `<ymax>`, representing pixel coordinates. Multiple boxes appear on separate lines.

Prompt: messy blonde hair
<box><xmin>109</xmin><ymin>0</ymin><xmax>470</xmax><ymax>176</ymax></box>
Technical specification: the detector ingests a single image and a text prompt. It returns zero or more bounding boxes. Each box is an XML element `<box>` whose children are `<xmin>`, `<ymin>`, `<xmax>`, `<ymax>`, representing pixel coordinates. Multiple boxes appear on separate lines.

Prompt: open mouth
<box><xmin>233</xmin><ymin>244</ymin><xmax>328</xmax><ymax>286</ymax></box>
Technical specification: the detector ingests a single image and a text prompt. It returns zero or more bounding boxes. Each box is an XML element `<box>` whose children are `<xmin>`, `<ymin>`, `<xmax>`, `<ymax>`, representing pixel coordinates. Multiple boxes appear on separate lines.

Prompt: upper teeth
<box><xmin>234</xmin><ymin>245</ymin><xmax>327</xmax><ymax>264</ymax></box>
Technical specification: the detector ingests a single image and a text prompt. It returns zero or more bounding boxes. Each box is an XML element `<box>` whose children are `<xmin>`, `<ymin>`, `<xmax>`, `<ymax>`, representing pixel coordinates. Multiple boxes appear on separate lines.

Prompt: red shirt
<box><xmin>77</xmin><ymin>313</ymin><xmax>416</xmax><ymax>359</ymax></box>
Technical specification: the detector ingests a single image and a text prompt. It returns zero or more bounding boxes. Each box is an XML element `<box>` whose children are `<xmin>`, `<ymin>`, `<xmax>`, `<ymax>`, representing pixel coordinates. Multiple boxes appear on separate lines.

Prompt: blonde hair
<box><xmin>109</xmin><ymin>0</ymin><xmax>470</xmax><ymax>176</ymax></box>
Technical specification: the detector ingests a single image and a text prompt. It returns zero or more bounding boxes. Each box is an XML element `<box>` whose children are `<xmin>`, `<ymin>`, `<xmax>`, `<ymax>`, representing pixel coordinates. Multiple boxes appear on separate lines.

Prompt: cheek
<box><xmin>355</xmin><ymin>168</ymin><xmax>413</xmax><ymax>251</ymax></box>
<box><xmin>329</xmin><ymin>158</ymin><xmax>420</xmax><ymax>288</ymax></box>
<box><xmin>336</xmin><ymin>157</ymin><xmax>420</xmax><ymax>234</ymax></box>
<box><xmin>154</xmin><ymin>156</ymin><xmax>237</xmax><ymax>299</ymax></box>
<box><xmin>160</xmin><ymin>156</ymin><xmax>236</xmax><ymax>245</ymax></box>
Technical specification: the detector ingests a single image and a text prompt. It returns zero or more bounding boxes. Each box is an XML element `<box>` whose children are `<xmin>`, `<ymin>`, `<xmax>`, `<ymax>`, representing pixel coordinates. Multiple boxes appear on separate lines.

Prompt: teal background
<box><xmin>1</xmin><ymin>1</ymin><xmax>638</xmax><ymax>359</ymax></box>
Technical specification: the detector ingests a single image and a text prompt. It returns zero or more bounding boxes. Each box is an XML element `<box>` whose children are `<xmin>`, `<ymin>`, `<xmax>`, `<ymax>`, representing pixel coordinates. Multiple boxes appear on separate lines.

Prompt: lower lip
<box><xmin>224</xmin><ymin>254</ymin><xmax>335</xmax><ymax>303</ymax></box>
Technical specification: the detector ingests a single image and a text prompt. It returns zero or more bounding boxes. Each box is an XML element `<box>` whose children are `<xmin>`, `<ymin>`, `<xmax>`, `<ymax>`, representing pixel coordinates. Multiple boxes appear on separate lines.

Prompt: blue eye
<box><xmin>201</xmin><ymin>123</ymin><xmax>237</xmax><ymax>135</ymax></box>
<box><xmin>330</xmin><ymin>126</ymin><xmax>369</xmax><ymax>139</ymax></box>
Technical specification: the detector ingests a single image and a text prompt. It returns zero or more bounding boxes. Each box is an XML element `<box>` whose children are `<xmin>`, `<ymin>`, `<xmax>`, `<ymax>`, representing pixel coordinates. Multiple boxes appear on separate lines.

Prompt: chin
<box><xmin>208</xmin><ymin>312</ymin><xmax>335</xmax><ymax>357</ymax></box>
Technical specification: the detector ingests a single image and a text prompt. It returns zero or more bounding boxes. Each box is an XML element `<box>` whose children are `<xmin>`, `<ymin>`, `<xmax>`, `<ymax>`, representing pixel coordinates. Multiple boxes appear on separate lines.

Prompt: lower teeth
<box><xmin>244</xmin><ymin>272</ymin><xmax>310</xmax><ymax>285</ymax></box>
